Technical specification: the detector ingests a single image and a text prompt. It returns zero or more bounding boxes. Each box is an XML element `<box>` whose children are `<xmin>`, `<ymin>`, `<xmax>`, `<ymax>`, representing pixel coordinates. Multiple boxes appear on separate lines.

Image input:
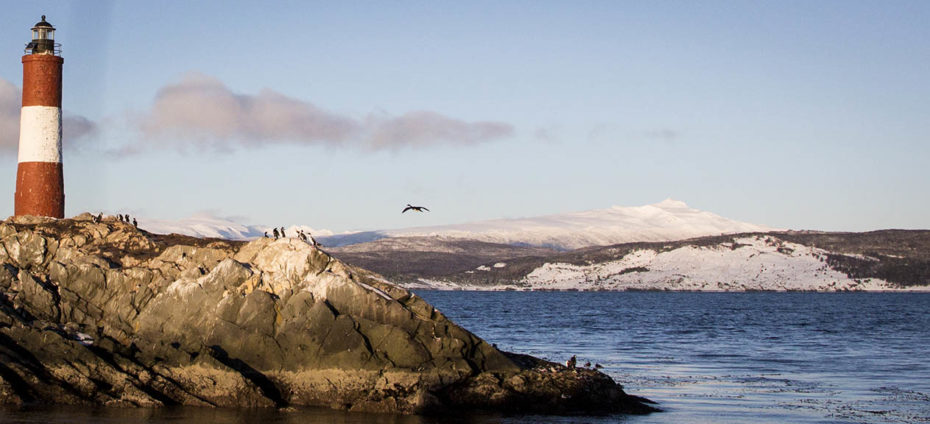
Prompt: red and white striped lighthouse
<box><xmin>15</xmin><ymin>15</ymin><xmax>64</xmax><ymax>218</ymax></box>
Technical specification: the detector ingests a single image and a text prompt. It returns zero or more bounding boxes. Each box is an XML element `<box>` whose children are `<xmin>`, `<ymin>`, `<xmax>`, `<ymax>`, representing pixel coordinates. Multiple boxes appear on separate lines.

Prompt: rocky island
<box><xmin>0</xmin><ymin>214</ymin><xmax>656</xmax><ymax>415</ymax></box>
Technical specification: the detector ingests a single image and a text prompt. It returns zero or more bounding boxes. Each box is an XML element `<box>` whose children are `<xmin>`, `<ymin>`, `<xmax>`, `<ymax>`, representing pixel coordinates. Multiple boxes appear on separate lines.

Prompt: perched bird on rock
<box><xmin>273</xmin><ymin>228</ymin><xmax>279</xmax><ymax>239</ymax></box>
<box><xmin>402</xmin><ymin>204</ymin><xmax>429</xmax><ymax>213</ymax></box>
<box><xmin>594</xmin><ymin>363</ymin><xmax>603</xmax><ymax>369</ymax></box>
<box><xmin>584</xmin><ymin>362</ymin><xmax>591</xmax><ymax>368</ymax></box>
<box><xmin>566</xmin><ymin>355</ymin><xmax>577</xmax><ymax>369</ymax></box>
<box><xmin>132</xmin><ymin>218</ymin><xmax>138</xmax><ymax>228</ymax></box>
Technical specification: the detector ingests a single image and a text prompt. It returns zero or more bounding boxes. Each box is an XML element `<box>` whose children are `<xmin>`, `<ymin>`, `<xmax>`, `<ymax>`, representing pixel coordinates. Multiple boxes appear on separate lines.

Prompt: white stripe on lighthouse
<box><xmin>18</xmin><ymin>105</ymin><xmax>62</xmax><ymax>163</ymax></box>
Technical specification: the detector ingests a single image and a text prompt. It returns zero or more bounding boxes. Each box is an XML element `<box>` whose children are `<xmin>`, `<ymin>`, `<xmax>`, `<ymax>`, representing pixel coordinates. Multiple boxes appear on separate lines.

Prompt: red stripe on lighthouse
<box><xmin>21</xmin><ymin>55</ymin><xmax>62</xmax><ymax>107</ymax></box>
<box><xmin>15</xmin><ymin>163</ymin><xmax>64</xmax><ymax>218</ymax></box>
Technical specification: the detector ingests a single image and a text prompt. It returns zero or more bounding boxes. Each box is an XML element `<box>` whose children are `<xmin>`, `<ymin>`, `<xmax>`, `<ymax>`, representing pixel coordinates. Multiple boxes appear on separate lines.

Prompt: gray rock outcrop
<box><xmin>0</xmin><ymin>214</ymin><xmax>657</xmax><ymax>414</ymax></box>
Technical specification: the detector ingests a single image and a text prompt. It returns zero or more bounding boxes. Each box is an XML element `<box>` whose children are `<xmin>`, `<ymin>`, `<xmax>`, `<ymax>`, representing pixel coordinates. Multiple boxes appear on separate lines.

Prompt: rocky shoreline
<box><xmin>0</xmin><ymin>214</ymin><xmax>657</xmax><ymax>415</ymax></box>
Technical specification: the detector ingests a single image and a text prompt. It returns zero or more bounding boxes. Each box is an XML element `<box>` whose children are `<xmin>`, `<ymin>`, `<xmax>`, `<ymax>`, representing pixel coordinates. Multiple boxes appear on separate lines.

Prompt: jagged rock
<box><xmin>0</xmin><ymin>216</ymin><xmax>658</xmax><ymax>415</ymax></box>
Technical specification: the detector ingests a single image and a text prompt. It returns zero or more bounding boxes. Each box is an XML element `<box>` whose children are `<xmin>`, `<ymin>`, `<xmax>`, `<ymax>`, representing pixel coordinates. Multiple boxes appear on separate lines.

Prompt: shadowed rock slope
<box><xmin>0</xmin><ymin>214</ymin><xmax>656</xmax><ymax>415</ymax></box>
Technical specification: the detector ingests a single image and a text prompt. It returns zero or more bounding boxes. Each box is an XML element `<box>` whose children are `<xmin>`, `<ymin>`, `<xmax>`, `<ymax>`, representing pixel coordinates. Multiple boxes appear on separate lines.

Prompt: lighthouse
<box><xmin>15</xmin><ymin>15</ymin><xmax>64</xmax><ymax>218</ymax></box>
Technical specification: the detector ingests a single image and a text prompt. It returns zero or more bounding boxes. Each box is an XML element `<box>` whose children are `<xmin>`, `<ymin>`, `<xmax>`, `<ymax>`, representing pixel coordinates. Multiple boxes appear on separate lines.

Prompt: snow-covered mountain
<box><xmin>138</xmin><ymin>214</ymin><xmax>260</xmax><ymax>239</ymax></box>
<box><xmin>135</xmin><ymin>199</ymin><xmax>773</xmax><ymax>250</ymax></box>
<box><xmin>403</xmin><ymin>233</ymin><xmax>930</xmax><ymax>292</ymax></box>
<box><xmin>491</xmin><ymin>236</ymin><xmax>899</xmax><ymax>291</ymax></box>
<box><xmin>137</xmin><ymin>213</ymin><xmax>333</xmax><ymax>241</ymax></box>
<box><xmin>325</xmin><ymin>199</ymin><xmax>774</xmax><ymax>250</ymax></box>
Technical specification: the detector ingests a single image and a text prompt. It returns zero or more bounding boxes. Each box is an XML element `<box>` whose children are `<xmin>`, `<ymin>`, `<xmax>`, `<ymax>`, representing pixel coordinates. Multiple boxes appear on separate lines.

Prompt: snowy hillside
<box><xmin>327</xmin><ymin>199</ymin><xmax>774</xmax><ymax>250</ymax></box>
<box><xmin>134</xmin><ymin>199</ymin><xmax>772</xmax><ymax>250</ymax></box>
<box><xmin>407</xmin><ymin>235</ymin><xmax>925</xmax><ymax>292</ymax></box>
<box><xmin>518</xmin><ymin>236</ymin><xmax>898</xmax><ymax>291</ymax></box>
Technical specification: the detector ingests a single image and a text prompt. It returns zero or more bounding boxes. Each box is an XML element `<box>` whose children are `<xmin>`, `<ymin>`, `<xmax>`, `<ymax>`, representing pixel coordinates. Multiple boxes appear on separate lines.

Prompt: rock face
<box><xmin>0</xmin><ymin>214</ymin><xmax>656</xmax><ymax>415</ymax></box>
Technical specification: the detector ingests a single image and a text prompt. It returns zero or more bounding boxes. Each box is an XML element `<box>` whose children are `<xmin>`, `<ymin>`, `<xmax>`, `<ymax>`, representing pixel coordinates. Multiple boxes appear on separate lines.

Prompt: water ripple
<box><xmin>419</xmin><ymin>291</ymin><xmax>930</xmax><ymax>424</ymax></box>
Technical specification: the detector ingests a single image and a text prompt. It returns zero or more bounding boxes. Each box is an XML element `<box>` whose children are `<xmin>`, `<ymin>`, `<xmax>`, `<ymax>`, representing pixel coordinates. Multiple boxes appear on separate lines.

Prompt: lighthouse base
<box><xmin>15</xmin><ymin>161</ymin><xmax>64</xmax><ymax>218</ymax></box>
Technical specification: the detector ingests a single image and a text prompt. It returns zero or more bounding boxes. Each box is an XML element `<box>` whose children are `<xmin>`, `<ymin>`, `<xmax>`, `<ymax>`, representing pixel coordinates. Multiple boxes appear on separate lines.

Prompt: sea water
<box><xmin>1</xmin><ymin>292</ymin><xmax>928</xmax><ymax>423</ymax></box>
<box><xmin>420</xmin><ymin>291</ymin><xmax>930</xmax><ymax>423</ymax></box>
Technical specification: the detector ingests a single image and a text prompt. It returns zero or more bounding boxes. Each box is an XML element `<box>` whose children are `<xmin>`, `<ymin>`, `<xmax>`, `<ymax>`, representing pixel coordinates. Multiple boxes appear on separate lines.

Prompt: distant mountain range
<box><xmin>387</xmin><ymin>231</ymin><xmax>930</xmax><ymax>292</ymax></box>
<box><xmin>134</xmin><ymin>203</ymin><xmax>930</xmax><ymax>292</ymax></box>
<box><xmin>325</xmin><ymin>199</ymin><xmax>774</xmax><ymax>250</ymax></box>
<box><xmin>138</xmin><ymin>199</ymin><xmax>772</xmax><ymax>250</ymax></box>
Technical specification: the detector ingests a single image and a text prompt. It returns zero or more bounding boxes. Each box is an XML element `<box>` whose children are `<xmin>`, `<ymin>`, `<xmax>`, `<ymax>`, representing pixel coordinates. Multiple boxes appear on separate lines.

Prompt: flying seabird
<box><xmin>402</xmin><ymin>204</ymin><xmax>429</xmax><ymax>213</ymax></box>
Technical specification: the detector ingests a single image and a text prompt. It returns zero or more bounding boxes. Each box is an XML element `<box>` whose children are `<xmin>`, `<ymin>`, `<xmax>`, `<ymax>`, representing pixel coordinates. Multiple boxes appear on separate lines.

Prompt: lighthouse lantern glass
<box><xmin>33</xmin><ymin>28</ymin><xmax>54</xmax><ymax>41</ymax></box>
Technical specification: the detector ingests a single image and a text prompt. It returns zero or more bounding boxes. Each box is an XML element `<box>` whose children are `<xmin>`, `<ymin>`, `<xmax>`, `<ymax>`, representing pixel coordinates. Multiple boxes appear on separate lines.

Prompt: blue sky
<box><xmin>0</xmin><ymin>1</ymin><xmax>927</xmax><ymax>232</ymax></box>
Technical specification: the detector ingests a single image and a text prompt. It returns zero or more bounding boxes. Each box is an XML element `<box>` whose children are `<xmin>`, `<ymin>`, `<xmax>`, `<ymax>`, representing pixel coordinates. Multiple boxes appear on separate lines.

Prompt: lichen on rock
<box><xmin>0</xmin><ymin>214</ymin><xmax>657</xmax><ymax>415</ymax></box>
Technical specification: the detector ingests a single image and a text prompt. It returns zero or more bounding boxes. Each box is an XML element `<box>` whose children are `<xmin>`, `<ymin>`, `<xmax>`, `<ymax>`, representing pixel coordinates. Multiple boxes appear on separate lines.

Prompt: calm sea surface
<box><xmin>2</xmin><ymin>292</ymin><xmax>928</xmax><ymax>423</ymax></box>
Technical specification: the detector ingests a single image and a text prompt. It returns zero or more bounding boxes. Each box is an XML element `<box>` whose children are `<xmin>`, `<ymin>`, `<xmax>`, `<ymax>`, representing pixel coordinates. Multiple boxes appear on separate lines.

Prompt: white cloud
<box><xmin>139</xmin><ymin>73</ymin><xmax>356</xmax><ymax>148</ymax></box>
<box><xmin>644</xmin><ymin>129</ymin><xmax>680</xmax><ymax>143</ymax></box>
<box><xmin>0</xmin><ymin>78</ymin><xmax>20</xmax><ymax>151</ymax></box>
<box><xmin>367</xmin><ymin>111</ymin><xmax>513</xmax><ymax>149</ymax></box>
<box><xmin>135</xmin><ymin>73</ymin><xmax>513</xmax><ymax>153</ymax></box>
<box><xmin>62</xmin><ymin>114</ymin><xmax>97</xmax><ymax>145</ymax></box>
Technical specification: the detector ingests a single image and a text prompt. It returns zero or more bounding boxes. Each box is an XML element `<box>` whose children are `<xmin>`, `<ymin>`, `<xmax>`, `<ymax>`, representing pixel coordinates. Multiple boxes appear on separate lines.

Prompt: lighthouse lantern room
<box><xmin>27</xmin><ymin>15</ymin><xmax>59</xmax><ymax>55</ymax></box>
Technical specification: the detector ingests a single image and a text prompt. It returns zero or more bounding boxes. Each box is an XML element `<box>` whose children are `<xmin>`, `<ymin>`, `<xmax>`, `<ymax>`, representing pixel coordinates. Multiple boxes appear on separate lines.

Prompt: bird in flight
<box><xmin>402</xmin><ymin>204</ymin><xmax>430</xmax><ymax>213</ymax></box>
